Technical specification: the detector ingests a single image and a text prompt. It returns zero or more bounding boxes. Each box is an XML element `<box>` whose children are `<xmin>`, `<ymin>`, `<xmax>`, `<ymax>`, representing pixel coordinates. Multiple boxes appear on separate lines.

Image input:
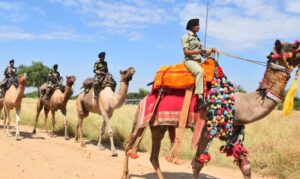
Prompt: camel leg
<box><xmin>75</xmin><ymin>116</ymin><xmax>80</xmax><ymax>142</ymax></box>
<box><xmin>4</xmin><ymin>106</ymin><xmax>12</xmax><ymax>137</ymax></box>
<box><xmin>50</xmin><ymin>110</ymin><xmax>56</xmax><ymax>137</ymax></box>
<box><xmin>33</xmin><ymin>99</ymin><xmax>43</xmax><ymax>134</ymax></box>
<box><xmin>61</xmin><ymin>108</ymin><xmax>69</xmax><ymax>140</ymax></box>
<box><xmin>78</xmin><ymin>117</ymin><xmax>85</xmax><ymax>147</ymax></box>
<box><xmin>150</xmin><ymin>126</ymin><xmax>167</xmax><ymax>179</ymax></box>
<box><xmin>3</xmin><ymin>106</ymin><xmax>7</xmax><ymax>132</ymax></box>
<box><xmin>44</xmin><ymin>108</ymin><xmax>50</xmax><ymax>135</ymax></box>
<box><xmin>97</xmin><ymin>117</ymin><xmax>106</xmax><ymax>150</ymax></box>
<box><xmin>15</xmin><ymin>106</ymin><xmax>21</xmax><ymax>140</ymax></box>
<box><xmin>192</xmin><ymin>128</ymin><xmax>210</xmax><ymax>179</ymax></box>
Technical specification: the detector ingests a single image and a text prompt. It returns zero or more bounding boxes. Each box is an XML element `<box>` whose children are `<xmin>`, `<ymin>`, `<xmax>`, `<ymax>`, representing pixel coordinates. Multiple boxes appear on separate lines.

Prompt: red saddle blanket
<box><xmin>137</xmin><ymin>89</ymin><xmax>201</xmax><ymax>127</ymax></box>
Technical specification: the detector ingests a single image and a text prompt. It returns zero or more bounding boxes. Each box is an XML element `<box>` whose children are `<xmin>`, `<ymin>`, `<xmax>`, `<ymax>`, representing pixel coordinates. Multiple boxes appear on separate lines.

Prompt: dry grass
<box><xmin>4</xmin><ymin>98</ymin><xmax>300</xmax><ymax>179</ymax></box>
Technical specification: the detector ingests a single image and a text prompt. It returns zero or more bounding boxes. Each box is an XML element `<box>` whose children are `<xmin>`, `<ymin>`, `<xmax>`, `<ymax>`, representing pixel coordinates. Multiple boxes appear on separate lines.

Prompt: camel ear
<box><xmin>275</xmin><ymin>39</ymin><xmax>282</xmax><ymax>54</ymax></box>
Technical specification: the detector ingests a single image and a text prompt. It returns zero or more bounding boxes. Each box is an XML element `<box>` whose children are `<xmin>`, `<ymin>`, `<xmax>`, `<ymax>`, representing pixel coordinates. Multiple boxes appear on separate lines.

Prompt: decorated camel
<box><xmin>75</xmin><ymin>67</ymin><xmax>135</xmax><ymax>156</ymax></box>
<box><xmin>122</xmin><ymin>40</ymin><xmax>300</xmax><ymax>179</ymax></box>
<box><xmin>32</xmin><ymin>76</ymin><xmax>76</xmax><ymax>140</ymax></box>
<box><xmin>3</xmin><ymin>74</ymin><xmax>27</xmax><ymax>140</ymax></box>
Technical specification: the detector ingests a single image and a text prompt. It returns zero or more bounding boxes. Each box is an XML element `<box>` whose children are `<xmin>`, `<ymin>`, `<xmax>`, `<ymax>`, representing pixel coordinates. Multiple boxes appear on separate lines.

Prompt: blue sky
<box><xmin>1</xmin><ymin>0</ymin><xmax>300</xmax><ymax>96</ymax></box>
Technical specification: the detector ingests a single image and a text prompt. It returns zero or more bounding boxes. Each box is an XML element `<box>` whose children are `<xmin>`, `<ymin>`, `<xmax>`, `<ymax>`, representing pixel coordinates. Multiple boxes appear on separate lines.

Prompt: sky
<box><xmin>1</xmin><ymin>0</ymin><xmax>300</xmax><ymax>96</ymax></box>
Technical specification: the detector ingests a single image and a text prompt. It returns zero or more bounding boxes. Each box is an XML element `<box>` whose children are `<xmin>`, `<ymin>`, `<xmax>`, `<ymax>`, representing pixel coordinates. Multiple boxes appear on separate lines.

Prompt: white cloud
<box><xmin>179</xmin><ymin>0</ymin><xmax>300</xmax><ymax>50</ymax></box>
<box><xmin>0</xmin><ymin>1</ymin><xmax>18</xmax><ymax>10</ymax></box>
<box><xmin>51</xmin><ymin>0</ymin><xmax>174</xmax><ymax>38</ymax></box>
<box><xmin>0</xmin><ymin>27</ymin><xmax>94</xmax><ymax>41</ymax></box>
<box><xmin>285</xmin><ymin>0</ymin><xmax>300</xmax><ymax>14</ymax></box>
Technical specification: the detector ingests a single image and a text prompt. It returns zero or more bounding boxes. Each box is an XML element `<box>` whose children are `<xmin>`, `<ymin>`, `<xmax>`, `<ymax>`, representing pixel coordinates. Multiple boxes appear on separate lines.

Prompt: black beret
<box><xmin>53</xmin><ymin>64</ymin><xmax>58</xmax><ymax>68</ymax></box>
<box><xmin>98</xmin><ymin>52</ymin><xmax>106</xmax><ymax>58</ymax></box>
<box><xmin>9</xmin><ymin>59</ymin><xmax>14</xmax><ymax>63</ymax></box>
<box><xmin>186</xmin><ymin>18</ymin><xmax>200</xmax><ymax>30</ymax></box>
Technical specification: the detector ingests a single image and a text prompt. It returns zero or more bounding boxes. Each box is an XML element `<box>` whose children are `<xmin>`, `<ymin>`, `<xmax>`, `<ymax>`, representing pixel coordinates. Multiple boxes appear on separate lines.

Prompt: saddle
<box><xmin>0</xmin><ymin>77</ymin><xmax>19</xmax><ymax>97</ymax></box>
<box><xmin>81</xmin><ymin>73</ymin><xmax>116</xmax><ymax>93</ymax></box>
<box><xmin>152</xmin><ymin>58</ymin><xmax>216</xmax><ymax>95</ymax></box>
<box><xmin>40</xmin><ymin>83</ymin><xmax>65</xmax><ymax>98</ymax></box>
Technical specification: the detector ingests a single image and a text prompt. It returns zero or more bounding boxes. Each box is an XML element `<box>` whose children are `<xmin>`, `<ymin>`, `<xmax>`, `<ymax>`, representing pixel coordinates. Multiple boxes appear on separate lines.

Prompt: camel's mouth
<box><xmin>129</xmin><ymin>67</ymin><xmax>136</xmax><ymax>75</ymax></box>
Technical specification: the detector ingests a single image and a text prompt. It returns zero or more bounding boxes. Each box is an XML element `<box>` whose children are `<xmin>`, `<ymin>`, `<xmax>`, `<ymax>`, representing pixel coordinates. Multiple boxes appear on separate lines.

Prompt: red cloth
<box><xmin>143</xmin><ymin>89</ymin><xmax>200</xmax><ymax>126</ymax></box>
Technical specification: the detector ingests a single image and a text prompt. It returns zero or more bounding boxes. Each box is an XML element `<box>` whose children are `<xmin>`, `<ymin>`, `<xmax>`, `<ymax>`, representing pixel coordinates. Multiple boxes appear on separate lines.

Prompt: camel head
<box><xmin>269</xmin><ymin>39</ymin><xmax>300</xmax><ymax>71</ymax></box>
<box><xmin>120</xmin><ymin>67</ymin><xmax>135</xmax><ymax>82</ymax></box>
<box><xmin>18</xmin><ymin>73</ymin><xmax>27</xmax><ymax>86</ymax></box>
<box><xmin>66</xmin><ymin>75</ymin><xmax>76</xmax><ymax>86</ymax></box>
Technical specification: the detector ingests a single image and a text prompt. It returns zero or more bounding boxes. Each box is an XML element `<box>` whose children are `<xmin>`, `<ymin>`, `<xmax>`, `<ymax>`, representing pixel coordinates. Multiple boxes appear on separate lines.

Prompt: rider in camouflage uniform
<box><xmin>45</xmin><ymin>64</ymin><xmax>61</xmax><ymax>99</ymax></box>
<box><xmin>0</xmin><ymin>59</ymin><xmax>18</xmax><ymax>96</ymax></box>
<box><xmin>93</xmin><ymin>52</ymin><xmax>108</xmax><ymax>98</ymax></box>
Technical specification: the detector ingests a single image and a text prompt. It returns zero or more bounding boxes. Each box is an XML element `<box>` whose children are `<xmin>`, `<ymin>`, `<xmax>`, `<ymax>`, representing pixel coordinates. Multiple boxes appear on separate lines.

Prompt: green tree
<box><xmin>138</xmin><ymin>88</ymin><xmax>149</xmax><ymax>98</ymax></box>
<box><xmin>236</xmin><ymin>84</ymin><xmax>247</xmax><ymax>93</ymax></box>
<box><xmin>18</xmin><ymin>61</ymin><xmax>50</xmax><ymax>97</ymax></box>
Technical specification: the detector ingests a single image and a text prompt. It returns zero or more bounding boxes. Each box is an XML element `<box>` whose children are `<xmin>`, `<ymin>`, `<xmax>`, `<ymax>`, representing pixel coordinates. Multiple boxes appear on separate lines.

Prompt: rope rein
<box><xmin>214</xmin><ymin>50</ymin><xmax>267</xmax><ymax>66</ymax></box>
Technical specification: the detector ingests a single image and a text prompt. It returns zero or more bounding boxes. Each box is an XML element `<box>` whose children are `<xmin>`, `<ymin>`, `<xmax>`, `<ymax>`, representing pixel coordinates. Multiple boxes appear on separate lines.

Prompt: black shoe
<box><xmin>198</xmin><ymin>98</ymin><xmax>211</xmax><ymax>109</ymax></box>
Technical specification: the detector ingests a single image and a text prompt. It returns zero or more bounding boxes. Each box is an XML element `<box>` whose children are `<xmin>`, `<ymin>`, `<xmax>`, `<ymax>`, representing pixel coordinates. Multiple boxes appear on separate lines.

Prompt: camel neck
<box><xmin>112</xmin><ymin>81</ymin><xmax>129</xmax><ymax>108</ymax></box>
<box><xmin>15</xmin><ymin>85</ymin><xmax>25</xmax><ymax>103</ymax></box>
<box><xmin>62</xmin><ymin>85</ymin><xmax>72</xmax><ymax>104</ymax></box>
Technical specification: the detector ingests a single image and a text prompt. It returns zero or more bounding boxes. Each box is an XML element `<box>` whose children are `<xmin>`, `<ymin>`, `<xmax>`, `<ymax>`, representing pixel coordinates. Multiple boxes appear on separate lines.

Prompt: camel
<box><xmin>32</xmin><ymin>76</ymin><xmax>76</xmax><ymax>140</ymax></box>
<box><xmin>75</xmin><ymin>67</ymin><xmax>135</xmax><ymax>156</ymax></box>
<box><xmin>0</xmin><ymin>98</ymin><xmax>3</xmax><ymax>119</ymax></box>
<box><xmin>3</xmin><ymin>74</ymin><xmax>27</xmax><ymax>140</ymax></box>
<box><xmin>122</xmin><ymin>40</ymin><xmax>300</xmax><ymax>179</ymax></box>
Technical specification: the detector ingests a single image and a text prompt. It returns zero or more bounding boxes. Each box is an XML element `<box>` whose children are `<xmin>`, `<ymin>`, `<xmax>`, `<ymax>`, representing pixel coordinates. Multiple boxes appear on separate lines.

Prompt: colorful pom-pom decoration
<box><xmin>207</xmin><ymin>66</ymin><xmax>236</xmax><ymax>139</ymax></box>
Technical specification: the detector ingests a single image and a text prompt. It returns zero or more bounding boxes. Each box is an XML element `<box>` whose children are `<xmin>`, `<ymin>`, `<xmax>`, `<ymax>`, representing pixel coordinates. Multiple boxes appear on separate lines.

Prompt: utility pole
<box><xmin>204</xmin><ymin>0</ymin><xmax>209</xmax><ymax>48</ymax></box>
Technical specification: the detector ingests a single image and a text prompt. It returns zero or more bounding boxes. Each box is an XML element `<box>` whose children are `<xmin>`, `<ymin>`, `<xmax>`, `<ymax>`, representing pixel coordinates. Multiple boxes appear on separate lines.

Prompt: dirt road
<box><xmin>0</xmin><ymin>125</ymin><xmax>273</xmax><ymax>179</ymax></box>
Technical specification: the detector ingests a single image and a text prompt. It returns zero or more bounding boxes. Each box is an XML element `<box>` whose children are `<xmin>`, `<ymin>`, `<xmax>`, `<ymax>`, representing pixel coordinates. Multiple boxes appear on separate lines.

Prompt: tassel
<box><xmin>283</xmin><ymin>69</ymin><xmax>300</xmax><ymax>116</ymax></box>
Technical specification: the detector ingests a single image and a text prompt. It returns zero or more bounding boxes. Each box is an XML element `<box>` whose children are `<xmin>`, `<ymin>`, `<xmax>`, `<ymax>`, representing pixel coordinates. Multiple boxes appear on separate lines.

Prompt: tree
<box><xmin>138</xmin><ymin>88</ymin><xmax>149</xmax><ymax>98</ymax></box>
<box><xmin>18</xmin><ymin>61</ymin><xmax>50</xmax><ymax>97</ymax></box>
<box><xmin>126</xmin><ymin>88</ymin><xmax>149</xmax><ymax>99</ymax></box>
<box><xmin>236</xmin><ymin>84</ymin><xmax>247</xmax><ymax>93</ymax></box>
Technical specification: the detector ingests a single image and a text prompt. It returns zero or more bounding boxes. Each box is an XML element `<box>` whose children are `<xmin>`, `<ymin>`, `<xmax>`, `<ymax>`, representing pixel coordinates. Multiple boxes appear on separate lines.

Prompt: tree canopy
<box><xmin>18</xmin><ymin>61</ymin><xmax>50</xmax><ymax>96</ymax></box>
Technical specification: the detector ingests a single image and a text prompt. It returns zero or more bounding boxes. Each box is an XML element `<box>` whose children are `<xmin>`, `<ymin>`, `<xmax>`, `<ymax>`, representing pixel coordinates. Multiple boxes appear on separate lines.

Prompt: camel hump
<box><xmin>82</xmin><ymin>78</ymin><xmax>93</xmax><ymax>89</ymax></box>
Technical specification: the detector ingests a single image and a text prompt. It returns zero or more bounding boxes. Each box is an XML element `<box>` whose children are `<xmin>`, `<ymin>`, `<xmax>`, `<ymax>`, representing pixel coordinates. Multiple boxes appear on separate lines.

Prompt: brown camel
<box><xmin>75</xmin><ymin>67</ymin><xmax>135</xmax><ymax>156</ymax></box>
<box><xmin>32</xmin><ymin>76</ymin><xmax>76</xmax><ymax>140</ymax></box>
<box><xmin>3</xmin><ymin>74</ymin><xmax>27</xmax><ymax>140</ymax></box>
<box><xmin>0</xmin><ymin>98</ymin><xmax>3</xmax><ymax>120</ymax></box>
<box><xmin>122</xmin><ymin>40</ymin><xmax>300</xmax><ymax>179</ymax></box>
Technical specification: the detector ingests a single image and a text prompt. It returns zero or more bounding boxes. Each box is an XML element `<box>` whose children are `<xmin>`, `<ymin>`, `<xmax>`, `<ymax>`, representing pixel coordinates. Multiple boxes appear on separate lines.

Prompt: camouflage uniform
<box><xmin>93</xmin><ymin>59</ymin><xmax>108</xmax><ymax>98</ymax></box>
<box><xmin>44</xmin><ymin>68</ymin><xmax>61</xmax><ymax>99</ymax></box>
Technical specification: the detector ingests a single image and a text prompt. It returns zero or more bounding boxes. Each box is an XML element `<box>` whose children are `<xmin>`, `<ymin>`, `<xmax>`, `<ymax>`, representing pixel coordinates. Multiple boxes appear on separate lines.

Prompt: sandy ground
<box><xmin>0</xmin><ymin>125</ymin><xmax>274</xmax><ymax>179</ymax></box>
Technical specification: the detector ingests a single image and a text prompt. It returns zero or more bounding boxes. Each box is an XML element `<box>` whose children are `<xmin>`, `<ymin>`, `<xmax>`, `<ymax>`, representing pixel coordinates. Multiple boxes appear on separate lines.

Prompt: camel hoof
<box><xmin>32</xmin><ymin>129</ymin><xmax>36</xmax><ymax>134</ymax></box>
<box><xmin>65</xmin><ymin>136</ymin><xmax>70</xmax><ymax>140</ymax></box>
<box><xmin>6</xmin><ymin>132</ymin><xmax>12</xmax><ymax>137</ymax></box>
<box><xmin>121</xmin><ymin>173</ymin><xmax>129</xmax><ymax>179</ymax></box>
<box><xmin>15</xmin><ymin>135</ymin><xmax>21</xmax><ymax>141</ymax></box>
<box><xmin>97</xmin><ymin>145</ymin><xmax>105</xmax><ymax>151</ymax></box>
<box><xmin>81</xmin><ymin>143</ymin><xmax>86</xmax><ymax>148</ymax></box>
<box><xmin>74</xmin><ymin>139</ymin><xmax>79</xmax><ymax>143</ymax></box>
<box><xmin>112</xmin><ymin>151</ymin><xmax>118</xmax><ymax>157</ymax></box>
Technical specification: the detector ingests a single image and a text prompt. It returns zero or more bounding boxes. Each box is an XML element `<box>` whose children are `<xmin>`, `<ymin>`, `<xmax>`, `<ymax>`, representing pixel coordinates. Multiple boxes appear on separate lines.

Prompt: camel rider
<box><xmin>93</xmin><ymin>51</ymin><xmax>108</xmax><ymax>98</ymax></box>
<box><xmin>45</xmin><ymin>64</ymin><xmax>61</xmax><ymax>99</ymax></box>
<box><xmin>0</xmin><ymin>59</ymin><xmax>18</xmax><ymax>96</ymax></box>
<box><xmin>182</xmin><ymin>18</ymin><xmax>211</xmax><ymax>108</ymax></box>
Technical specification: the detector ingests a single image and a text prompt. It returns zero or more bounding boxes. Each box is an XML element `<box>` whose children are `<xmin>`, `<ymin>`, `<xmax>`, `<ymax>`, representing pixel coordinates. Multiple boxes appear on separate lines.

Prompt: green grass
<box><xmin>5</xmin><ymin>98</ymin><xmax>300</xmax><ymax>179</ymax></box>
